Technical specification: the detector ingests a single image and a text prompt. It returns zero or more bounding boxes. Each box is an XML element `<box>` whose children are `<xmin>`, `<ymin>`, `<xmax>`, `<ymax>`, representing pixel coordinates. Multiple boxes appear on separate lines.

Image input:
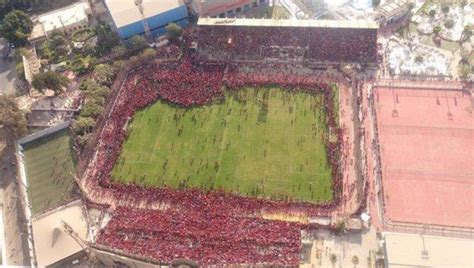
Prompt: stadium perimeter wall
<box><xmin>15</xmin><ymin>122</ymin><xmax>72</xmax><ymax>267</ymax></box>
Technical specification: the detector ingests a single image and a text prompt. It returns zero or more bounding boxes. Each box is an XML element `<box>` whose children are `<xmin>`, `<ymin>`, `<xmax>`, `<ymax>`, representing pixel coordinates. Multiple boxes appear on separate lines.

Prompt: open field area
<box><xmin>112</xmin><ymin>87</ymin><xmax>333</xmax><ymax>203</ymax></box>
<box><xmin>23</xmin><ymin>129</ymin><xmax>77</xmax><ymax>215</ymax></box>
<box><xmin>375</xmin><ymin>87</ymin><xmax>473</xmax><ymax>228</ymax></box>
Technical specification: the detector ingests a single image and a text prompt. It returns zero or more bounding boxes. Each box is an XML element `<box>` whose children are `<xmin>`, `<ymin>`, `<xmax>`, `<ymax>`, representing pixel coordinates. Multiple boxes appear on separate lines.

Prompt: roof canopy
<box><xmin>197</xmin><ymin>18</ymin><xmax>379</xmax><ymax>29</ymax></box>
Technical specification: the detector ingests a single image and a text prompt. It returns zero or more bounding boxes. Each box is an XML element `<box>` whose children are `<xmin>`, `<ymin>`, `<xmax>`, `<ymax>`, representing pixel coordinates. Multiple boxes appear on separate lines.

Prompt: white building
<box><xmin>29</xmin><ymin>1</ymin><xmax>92</xmax><ymax>44</ymax></box>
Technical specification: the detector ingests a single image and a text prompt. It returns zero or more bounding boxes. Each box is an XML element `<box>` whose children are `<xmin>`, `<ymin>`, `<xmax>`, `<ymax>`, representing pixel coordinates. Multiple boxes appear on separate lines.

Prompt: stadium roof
<box><xmin>32</xmin><ymin>200</ymin><xmax>89</xmax><ymax>267</ymax></box>
<box><xmin>105</xmin><ymin>0</ymin><xmax>183</xmax><ymax>28</ymax></box>
<box><xmin>383</xmin><ymin>232</ymin><xmax>474</xmax><ymax>268</ymax></box>
<box><xmin>197</xmin><ymin>18</ymin><xmax>379</xmax><ymax>29</ymax></box>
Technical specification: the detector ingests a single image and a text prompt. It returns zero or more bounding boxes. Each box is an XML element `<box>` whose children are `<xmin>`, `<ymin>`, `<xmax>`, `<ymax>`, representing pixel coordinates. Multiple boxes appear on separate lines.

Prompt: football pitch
<box><xmin>112</xmin><ymin>87</ymin><xmax>334</xmax><ymax>203</ymax></box>
<box><xmin>23</xmin><ymin>129</ymin><xmax>77</xmax><ymax>215</ymax></box>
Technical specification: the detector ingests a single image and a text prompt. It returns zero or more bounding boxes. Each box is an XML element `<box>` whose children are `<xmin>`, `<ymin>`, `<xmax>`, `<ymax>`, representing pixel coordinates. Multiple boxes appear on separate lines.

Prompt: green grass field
<box><xmin>112</xmin><ymin>87</ymin><xmax>333</xmax><ymax>203</ymax></box>
<box><xmin>23</xmin><ymin>129</ymin><xmax>76</xmax><ymax>215</ymax></box>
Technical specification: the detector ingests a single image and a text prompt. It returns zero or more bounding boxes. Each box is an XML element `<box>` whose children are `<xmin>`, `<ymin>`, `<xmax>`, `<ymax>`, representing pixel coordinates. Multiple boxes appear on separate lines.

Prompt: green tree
<box><xmin>0</xmin><ymin>10</ymin><xmax>33</xmax><ymax>46</ymax></box>
<box><xmin>76</xmin><ymin>133</ymin><xmax>91</xmax><ymax>147</ymax></box>
<box><xmin>459</xmin><ymin>64</ymin><xmax>471</xmax><ymax>78</ymax></box>
<box><xmin>352</xmin><ymin>255</ymin><xmax>359</xmax><ymax>267</ymax></box>
<box><xmin>372</xmin><ymin>0</ymin><xmax>381</xmax><ymax>7</ymax></box>
<box><xmin>441</xmin><ymin>4</ymin><xmax>450</xmax><ymax>14</ymax></box>
<box><xmin>80</xmin><ymin>101</ymin><xmax>103</xmax><ymax>118</ymax></box>
<box><xmin>428</xmin><ymin>9</ymin><xmax>436</xmax><ymax>18</ymax></box>
<box><xmin>126</xmin><ymin>35</ymin><xmax>147</xmax><ymax>53</ymax></box>
<box><xmin>93</xmin><ymin>64</ymin><xmax>116</xmax><ymax>86</ymax></box>
<box><xmin>165</xmin><ymin>23</ymin><xmax>182</xmax><ymax>42</ymax></box>
<box><xmin>444</xmin><ymin>19</ymin><xmax>454</xmax><ymax>29</ymax></box>
<box><xmin>140</xmin><ymin>48</ymin><xmax>156</xmax><ymax>61</ymax></box>
<box><xmin>71</xmin><ymin>116</ymin><xmax>95</xmax><ymax>135</ymax></box>
<box><xmin>95</xmin><ymin>22</ymin><xmax>120</xmax><ymax>55</ymax></box>
<box><xmin>0</xmin><ymin>95</ymin><xmax>27</xmax><ymax>139</ymax></box>
<box><xmin>85</xmin><ymin>85</ymin><xmax>109</xmax><ymax>99</ymax></box>
<box><xmin>31</xmin><ymin>71</ymin><xmax>69</xmax><ymax>95</ymax></box>
<box><xmin>79</xmin><ymin>78</ymin><xmax>100</xmax><ymax>91</ymax></box>
<box><xmin>111</xmin><ymin>45</ymin><xmax>127</xmax><ymax>57</ymax></box>
<box><xmin>433</xmin><ymin>25</ymin><xmax>442</xmax><ymax>35</ymax></box>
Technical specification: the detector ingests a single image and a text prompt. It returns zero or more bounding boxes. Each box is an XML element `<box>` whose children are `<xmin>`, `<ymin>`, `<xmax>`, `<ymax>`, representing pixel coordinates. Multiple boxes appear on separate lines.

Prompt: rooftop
<box><xmin>32</xmin><ymin>200</ymin><xmax>89</xmax><ymax>267</ymax></box>
<box><xmin>38</xmin><ymin>1</ymin><xmax>90</xmax><ymax>33</ymax></box>
<box><xmin>197</xmin><ymin>17</ymin><xmax>379</xmax><ymax>29</ymax></box>
<box><xmin>383</xmin><ymin>232</ymin><xmax>474</xmax><ymax>268</ymax></box>
<box><xmin>105</xmin><ymin>0</ymin><xmax>183</xmax><ymax>28</ymax></box>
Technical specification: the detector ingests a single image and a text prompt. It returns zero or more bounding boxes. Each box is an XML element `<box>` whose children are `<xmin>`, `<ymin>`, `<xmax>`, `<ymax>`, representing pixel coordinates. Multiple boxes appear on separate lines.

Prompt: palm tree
<box><xmin>135</xmin><ymin>0</ymin><xmax>151</xmax><ymax>41</ymax></box>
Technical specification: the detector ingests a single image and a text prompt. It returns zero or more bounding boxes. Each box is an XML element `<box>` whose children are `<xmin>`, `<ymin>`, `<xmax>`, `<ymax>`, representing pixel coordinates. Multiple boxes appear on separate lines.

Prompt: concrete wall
<box><xmin>116</xmin><ymin>6</ymin><xmax>188</xmax><ymax>39</ymax></box>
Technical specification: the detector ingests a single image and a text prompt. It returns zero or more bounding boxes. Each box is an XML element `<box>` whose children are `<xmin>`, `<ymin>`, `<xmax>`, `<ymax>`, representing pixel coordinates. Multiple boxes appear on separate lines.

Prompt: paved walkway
<box><xmin>0</xmin><ymin>38</ymin><xmax>17</xmax><ymax>96</ymax></box>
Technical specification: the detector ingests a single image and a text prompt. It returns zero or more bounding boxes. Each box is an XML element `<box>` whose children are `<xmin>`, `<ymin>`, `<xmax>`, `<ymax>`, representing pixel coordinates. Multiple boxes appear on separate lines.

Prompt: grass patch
<box><xmin>23</xmin><ymin>129</ymin><xmax>77</xmax><ymax>215</ymax></box>
<box><xmin>112</xmin><ymin>87</ymin><xmax>333</xmax><ymax>203</ymax></box>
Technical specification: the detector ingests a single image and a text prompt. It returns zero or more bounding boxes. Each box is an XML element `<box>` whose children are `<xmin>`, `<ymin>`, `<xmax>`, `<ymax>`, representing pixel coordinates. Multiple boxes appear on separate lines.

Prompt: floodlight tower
<box><xmin>135</xmin><ymin>0</ymin><xmax>151</xmax><ymax>40</ymax></box>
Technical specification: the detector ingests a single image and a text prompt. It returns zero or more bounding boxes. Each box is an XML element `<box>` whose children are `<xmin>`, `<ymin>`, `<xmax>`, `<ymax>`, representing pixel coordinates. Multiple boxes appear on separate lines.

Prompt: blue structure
<box><xmin>105</xmin><ymin>1</ymin><xmax>189</xmax><ymax>40</ymax></box>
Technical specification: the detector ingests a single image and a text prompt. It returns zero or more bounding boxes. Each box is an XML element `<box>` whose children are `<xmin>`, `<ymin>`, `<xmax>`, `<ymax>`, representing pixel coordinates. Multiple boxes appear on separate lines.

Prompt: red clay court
<box><xmin>375</xmin><ymin>87</ymin><xmax>473</xmax><ymax>229</ymax></box>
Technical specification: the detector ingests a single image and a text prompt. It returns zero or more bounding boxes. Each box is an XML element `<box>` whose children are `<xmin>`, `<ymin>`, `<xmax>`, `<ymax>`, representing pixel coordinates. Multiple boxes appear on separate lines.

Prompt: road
<box><xmin>0</xmin><ymin>38</ymin><xmax>17</xmax><ymax>96</ymax></box>
<box><xmin>0</xmin><ymin>140</ymin><xmax>31</xmax><ymax>266</ymax></box>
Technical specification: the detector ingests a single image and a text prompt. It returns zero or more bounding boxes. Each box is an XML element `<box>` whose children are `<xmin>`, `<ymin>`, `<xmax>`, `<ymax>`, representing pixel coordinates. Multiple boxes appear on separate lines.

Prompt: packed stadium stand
<box><xmin>192</xmin><ymin>18</ymin><xmax>378</xmax><ymax>63</ymax></box>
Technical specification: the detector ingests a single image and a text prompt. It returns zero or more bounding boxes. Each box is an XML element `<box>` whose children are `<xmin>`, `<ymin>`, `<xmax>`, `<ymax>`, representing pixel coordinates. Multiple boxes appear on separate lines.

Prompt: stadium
<box><xmin>60</xmin><ymin>18</ymin><xmax>378</xmax><ymax>266</ymax></box>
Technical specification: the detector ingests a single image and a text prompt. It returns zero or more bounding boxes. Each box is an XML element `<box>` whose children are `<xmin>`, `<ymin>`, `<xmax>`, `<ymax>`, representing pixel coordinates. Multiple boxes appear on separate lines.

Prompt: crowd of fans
<box><xmin>191</xmin><ymin>25</ymin><xmax>377</xmax><ymax>63</ymax></box>
<box><xmin>96</xmin><ymin>207</ymin><xmax>302</xmax><ymax>265</ymax></box>
<box><xmin>82</xmin><ymin>45</ymin><xmax>345</xmax><ymax>264</ymax></box>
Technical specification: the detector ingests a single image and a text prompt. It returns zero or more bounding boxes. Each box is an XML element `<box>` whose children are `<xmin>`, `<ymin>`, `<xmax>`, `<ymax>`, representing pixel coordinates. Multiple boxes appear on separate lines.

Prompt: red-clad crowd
<box><xmin>83</xmin><ymin>50</ymin><xmax>344</xmax><ymax>265</ymax></box>
<box><xmin>191</xmin><ymin>25</ymin><xmax>377</xmax><ymax>63</ymax></box>
<box><xmin>96</xmin><ymin>207</ymin><xmax>302</xmax><ymax>265</ymax></box>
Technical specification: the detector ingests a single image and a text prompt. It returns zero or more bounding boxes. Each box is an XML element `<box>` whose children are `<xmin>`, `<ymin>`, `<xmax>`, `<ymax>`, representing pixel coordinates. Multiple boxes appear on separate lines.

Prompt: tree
<box><xmin>459</xmin><ymin>64</ymin><xmax>471</xmax><ymax>78</ymax></box>
<box><xmin>444</xmin><ymin>19</ymin><xmax>454</xmax><ymax>29</ymax></box>
<box><xmin>165</xmin><ymin>23</ymin><xmax>182</xmax><ymax>42</ymax></box>
<box><xmin>441</xmin><ymin>4</ymin><xmax>450</xmax><ymax>14</ymax></box>
<box><xmin>0</xmin><ymin>95</ymin><xmax>27</xmax><ymax>139</ymax></box>
<box><xmin>428</xmin><ymin>9</ymin><xmax>436</xmax><ymax>18</ymax></box>
<box><xmin>433</xmin><ymin>25</ymin><xmax>442</xmax><ymax>35</ymax></box>
<box><xmin>93</xmin><ymin>64</ymin><xmax>116</xmax><ymax>86</ymax></box>
<box><xmin>71</xmin><ymin>116</ymin><xmax>95</xmax><ymax>135</ymax></box>
<box><xmin>140</xmin><ymin>48</ymin><xmax>156</xmax><ymax>61</ymax></box>
<box><xmin>31</xmin><ymin>71</ymin><xmax>69</xmax><ymax>95</ymax></box>
<box><xmin>372</xmin><ymin>0</ymin><xmax>381</xmax><ymax>7</ymax></box>
<box><xmin>111</xmin><ymin>45</ymin><xmax>127</xmax><ymax>57</ymax></box>
<box><xmin>461</xmin><ymin>25</ymin><xmax>471</xmax><ymax>42</ymax></box>
<box><xmin>85</xmin><ymin>85</ymin><xmax>109</xmax><ymax>99</ymax></box>
<box><xmin>415</xmin><ymin>55</ymin><xmax>424</xmax><ymax>63</ymax></box>
<box><xmin>76</xmin><ymin>133</ymin><xmax>91</xmax><ymax>147</ymax></box>
<box><xmin>80</xmin><ymin>101</ymin><xmax>103</xmax><ymax>118</ymax></box>
<box><xmin>79</xmin><ymin>78</ymin><xmax>100</xmax><ymax>91</ymax></box>
<box><xmin>0</xmin><ymin>10</ymin><xmax>33</xmax><ymax>46</ymax></box>
<box><xmin>95</xmin><ymin>22</ymin><xmax>120</xmax><ymax>55</ymax></box>
<box><xmin>126</xmin><ymin>35</ymin><xmax>147</xmax><ymax>53</ymax></box>
<box><xmin>330</xmin><ymin>253</ymin><xmax>337</xmax><ymax>265</ymax></box>
<box><xmin>352</xmin><ymin>255</ymin><xmax>359</xmax><ymax>267</ymax></box>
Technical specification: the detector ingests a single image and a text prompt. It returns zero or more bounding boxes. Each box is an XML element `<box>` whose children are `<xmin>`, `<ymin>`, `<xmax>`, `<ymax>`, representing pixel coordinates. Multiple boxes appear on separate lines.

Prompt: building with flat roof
<box><xmin>104</xmin><ymin>0</ymin><xmax>189</xmax><ymax>39</ymax></box>
<box><xmin>31</xmin><ymin>200</ymin><xmax>90</xmax><ymax>267</ymax></box>
<box><xmin>383</xmin><ymin>232</ymin><xmax>474</xmax><ymax>268</ymax></box>
<box><xmin>28</xmin><ymin>1</ymin><xmax>91</xmax><ymax>43</ymax></box>
<box><xmin>192</xmin><ymin>0</ymin><xmax>268</xmax><ymax>18</ymax></box>
<box><xmin>197</xmin><ymin>17</ymin><xmax>379</xmax><ymax>28</ymax></box>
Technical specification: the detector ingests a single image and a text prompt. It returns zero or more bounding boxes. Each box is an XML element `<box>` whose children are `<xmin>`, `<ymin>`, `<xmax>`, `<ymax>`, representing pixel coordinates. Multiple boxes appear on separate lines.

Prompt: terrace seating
<box><xmin>191</xmin><ymin>25</ymin><xmax>378</xmax><ymax>63</ymax></box>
